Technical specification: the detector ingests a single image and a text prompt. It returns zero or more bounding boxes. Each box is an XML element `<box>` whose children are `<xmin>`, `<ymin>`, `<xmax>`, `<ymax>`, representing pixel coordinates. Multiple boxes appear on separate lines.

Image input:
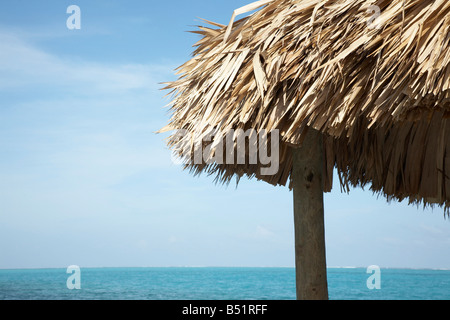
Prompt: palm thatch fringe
<box><xmin>160</xmin><ymin>0</ymin><xmax>450</xmax><ymax>211</ymax></box>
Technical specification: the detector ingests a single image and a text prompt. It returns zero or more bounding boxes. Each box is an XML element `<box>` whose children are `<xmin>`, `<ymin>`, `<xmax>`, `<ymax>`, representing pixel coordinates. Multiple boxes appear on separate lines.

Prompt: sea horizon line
<box><xmin>0</xmin><ymin>266</ymin><xmax>449</xmax><ymax>271</ymax></box>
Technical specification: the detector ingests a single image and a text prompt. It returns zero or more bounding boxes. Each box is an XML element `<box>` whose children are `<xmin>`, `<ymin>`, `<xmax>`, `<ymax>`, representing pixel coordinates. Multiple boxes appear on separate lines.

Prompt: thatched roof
<box><xmin>160</xmin><ymin>0</ymin><xmax>450</xmax><ymax>210</ymax></box>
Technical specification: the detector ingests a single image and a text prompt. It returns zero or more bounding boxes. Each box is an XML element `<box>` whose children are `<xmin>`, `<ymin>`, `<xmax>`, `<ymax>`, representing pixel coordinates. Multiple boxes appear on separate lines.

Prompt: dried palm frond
<box><xmin>160</xmin><ymin>0</ymin><xmax>450</xmax><ymax>210</ymax></box>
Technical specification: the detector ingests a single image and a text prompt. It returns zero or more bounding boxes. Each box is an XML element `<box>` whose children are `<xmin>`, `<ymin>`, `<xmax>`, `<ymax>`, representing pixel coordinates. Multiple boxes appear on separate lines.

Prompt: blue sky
<box><xmin>0</xmin><ymin>0</ymin><xmax>449</xmax><ymax>270</ymax></box>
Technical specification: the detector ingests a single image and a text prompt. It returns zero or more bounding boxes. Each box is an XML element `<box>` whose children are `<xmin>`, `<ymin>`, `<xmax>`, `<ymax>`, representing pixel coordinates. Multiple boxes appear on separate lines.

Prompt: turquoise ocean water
<box><xmin>0</xmin><ymin>267</ymin><xmax>449</xmax><ymax>300</ymax></box>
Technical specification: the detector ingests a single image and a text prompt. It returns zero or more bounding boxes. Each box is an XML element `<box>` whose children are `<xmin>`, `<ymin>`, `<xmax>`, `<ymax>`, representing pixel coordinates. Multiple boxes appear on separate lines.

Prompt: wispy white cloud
<box><xmin>419</xmin><ymin>224</ymin><xmax>445</xmax><ymax>236</ymax></box>
<box><xmin>0</xmin><ymin>30</ymin><xmax>174</xmax><ymax>94</ymax></box>
<box><xmin>255</xmin><ymin>225</ymin><xmax>275</xmax><ymax>238</ymax></box>
<box><xmin>0</xmin><ymin>29</ymin><xmax>179</xmax><ymax>194</ymax></box>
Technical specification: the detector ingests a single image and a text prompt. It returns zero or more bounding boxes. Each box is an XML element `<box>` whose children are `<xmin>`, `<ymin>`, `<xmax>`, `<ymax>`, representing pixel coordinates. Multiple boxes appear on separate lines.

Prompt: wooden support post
<box><xmin>292</xmin><ymin>128</ymin><xmax>329</xmax><ymax>300</ymax></box>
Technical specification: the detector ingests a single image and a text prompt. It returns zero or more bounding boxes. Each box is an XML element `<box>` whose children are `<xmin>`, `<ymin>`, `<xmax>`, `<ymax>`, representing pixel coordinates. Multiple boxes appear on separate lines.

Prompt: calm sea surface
<box><xmin>0</xmin><ymin>267</ymin><xmax>449</xmax><ymax>300</ymax></box>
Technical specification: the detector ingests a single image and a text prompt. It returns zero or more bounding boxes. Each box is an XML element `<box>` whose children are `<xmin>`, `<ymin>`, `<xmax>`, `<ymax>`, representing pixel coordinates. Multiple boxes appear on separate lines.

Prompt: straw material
<box><xmin>160</xmin><ymin>0</ymin><xmax>450</xmax><ymax>210</ymax></box>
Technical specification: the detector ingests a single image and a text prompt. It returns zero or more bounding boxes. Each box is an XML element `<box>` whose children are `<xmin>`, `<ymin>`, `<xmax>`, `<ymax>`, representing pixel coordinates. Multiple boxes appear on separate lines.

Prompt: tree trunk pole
<box><xmin>292</xmin><ymin>128</ymin><xmax>329</xmax><ymax>300</ymax></box>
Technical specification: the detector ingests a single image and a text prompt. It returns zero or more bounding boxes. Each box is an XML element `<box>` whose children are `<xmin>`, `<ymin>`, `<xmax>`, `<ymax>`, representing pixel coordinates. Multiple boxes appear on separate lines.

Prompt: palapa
<box><xmin>160</xmin><ymin>0</ymin><xmax>450</xmax><ymax>299</ymax></box>
<box><xmin>161</xmin><ymin>0</ymin><xmax>450</xmax><ymax>210</ymax></box>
